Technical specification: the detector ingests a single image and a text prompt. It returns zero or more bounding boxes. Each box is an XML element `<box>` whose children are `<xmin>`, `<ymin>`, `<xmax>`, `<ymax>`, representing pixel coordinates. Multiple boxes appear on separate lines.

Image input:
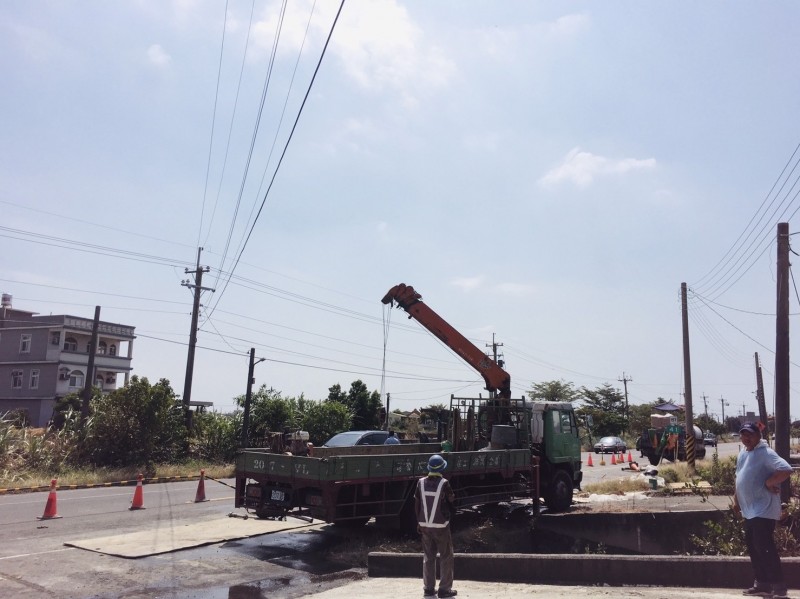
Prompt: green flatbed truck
<box><xmin>233</xmin><ymin>284</ymin><xmax>582</xmax><ymax>528</ymax></box>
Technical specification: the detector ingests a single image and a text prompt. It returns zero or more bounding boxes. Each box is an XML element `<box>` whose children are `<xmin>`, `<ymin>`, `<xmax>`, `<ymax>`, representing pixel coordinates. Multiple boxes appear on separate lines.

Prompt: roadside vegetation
<box><xmin>0</xmin><ymin>375</ymin><xmax>383</xmax><ymax>488</ymax></box>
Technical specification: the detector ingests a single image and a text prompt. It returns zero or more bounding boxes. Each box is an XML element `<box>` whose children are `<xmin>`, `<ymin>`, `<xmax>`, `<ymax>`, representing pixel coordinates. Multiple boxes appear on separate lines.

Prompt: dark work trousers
<box><xmin>744</xmin><ymin>517</ymin><xmax>784</xmax><ymax>587</ymax></box>
<box><xmin>420</xmin><ymin>526</ymin><xmax>454</xmax><ymax>592</ymax></box>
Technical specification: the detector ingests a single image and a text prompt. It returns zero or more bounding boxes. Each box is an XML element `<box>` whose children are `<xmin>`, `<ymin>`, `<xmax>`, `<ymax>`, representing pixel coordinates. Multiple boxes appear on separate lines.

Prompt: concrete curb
<box><xmin>368</xmin><ymin>553</ymin><xmax>800</xmax><ymax>588</ymax></box>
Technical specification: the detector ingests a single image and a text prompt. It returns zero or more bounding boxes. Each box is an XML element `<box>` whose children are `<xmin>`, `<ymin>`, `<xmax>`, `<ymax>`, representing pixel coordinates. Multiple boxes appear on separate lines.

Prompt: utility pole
<box><xmin>754</xmin><ymin>352</ymin><xmax>769</xmax><ymax>443</ymax></box>
<box><xmin>680</xmin><ymin>282</ymin><xmax>696</xmax><ymax>475</ymax></box>
<box><xmin>720</xmin><ymin>396</ymin><xmax>728</xmax><ymax>429</ymax></box>
<box><xmin>81</xmin><ymin>305</ymin><xmax>101</xmax><ymax>423</ymax></box>
<box><xmin>486</xmin><ymin>334</ymin><xmax>504</xmax><ymax>400</ymax></box>
<box><xmin>182</xmin><ymin>248</ymin><xmax>214</xmax><ymax>427</ymax></box>
<box><xmin>701</xmin><ymin>393</ymin><xmax>708</xmax><ymax>419</ymax></box>
<box><xmin>775</xmin><ymin>222</ymin><xmax>791</xmax><ymax>502</ymax></box>
<box><xmin>385</xmin><ymin>393</ymin><xmax>391</xmax><ymax>430</ymax></box>
<box><xmin>618</xmin><ymin>372</ymin><xmax>632</xmax><ymax>430</ymax></box>
<box><xmin>241</xmin><ymin>348</ymin><xmax>264</xmax><ymax>448</ymax></box>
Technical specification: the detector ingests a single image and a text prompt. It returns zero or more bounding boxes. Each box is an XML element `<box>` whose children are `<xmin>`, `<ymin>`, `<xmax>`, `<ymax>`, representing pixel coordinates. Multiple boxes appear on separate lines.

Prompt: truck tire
<box><xmin>647</xmin><ymin>453</ymin><xmax>661</xmax><ymax>466</ymax></box>
<box><xmin>544</xmin><ymin>470</ymin><xmax>573</xmax><ymax>512</ymax></box>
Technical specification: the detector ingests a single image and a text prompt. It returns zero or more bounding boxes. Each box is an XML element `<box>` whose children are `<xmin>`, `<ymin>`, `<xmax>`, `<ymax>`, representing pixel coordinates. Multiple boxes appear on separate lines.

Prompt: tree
<box><xmin>86</xmin><ymin>376</ymin><xmax>186</xmax><ymax>467</ymax></box>
<box><xmin>528</xmin><ymin>379</ymin><xmax>581</xmax><ymax>403</ymax></box>
<box><xmin>326</xmin><ymin>380</ymin><xmax>382</xmax><ymax>430</ymax></box>
<box><xmin>234</xmin><ymin>386</ymin><xmax>297</xmax><ymax>442</ymax></box>
<box><xmin>628</xmin><ymin>402</ymin><xmax>657</xmax><ymax>435</ymax></box>
<box><xmin>577</xmin><ymin>383</ymin><xmax>626</xmax><ymax>438</ymax></box>
<box><xmin>300</xmin><ymin>401</ymin><xmax>352</xmax><ymax>445</ymax></box>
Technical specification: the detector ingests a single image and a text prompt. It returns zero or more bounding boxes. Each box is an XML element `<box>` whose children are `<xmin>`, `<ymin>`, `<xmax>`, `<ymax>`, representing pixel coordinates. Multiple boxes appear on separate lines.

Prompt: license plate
<box><xmin>270</xmin><ymin>489</ymin><xmax>285</xmax><ymax>501</ymax></box>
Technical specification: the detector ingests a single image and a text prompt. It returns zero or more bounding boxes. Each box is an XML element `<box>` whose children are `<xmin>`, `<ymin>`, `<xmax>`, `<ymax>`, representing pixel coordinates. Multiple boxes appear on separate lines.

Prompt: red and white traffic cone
<box><xmin>129</xmin><ymin>474</ymin><xmax>145</xmax><ymax>510</ymax></box>
<box><xmin>38</xmin><ymin>479</ymin><xmax>62</xmax><ymax>520</ymax></box>
<box><xmin>194</xmin><ymin>469</ymin><xmax>208</xmax><ymax>503</ymax></box>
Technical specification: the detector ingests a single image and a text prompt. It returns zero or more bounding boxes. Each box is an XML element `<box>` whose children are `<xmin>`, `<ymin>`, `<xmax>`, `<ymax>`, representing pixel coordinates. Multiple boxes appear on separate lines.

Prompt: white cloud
<box><xmin>147</xmin><ymin>44</ymin><xmax>171</xmax><ymax>68</ymax></box>
<box><xmin>538</xmin><ymin>147</ymin><xmax>656</xmax><ymax>189</ymax></box>
<box><xmin>450</xmin><ymin>276</ymin><xmax>484</xmax><ymax>292</ymax></box>
<box><xmin>253</xmin><ymin>0</ymin><xmax>454</xmax><ymax>106</ymax></box>
<box><xmin>546</xmin><ymin>13</ymin><xmax>591</xmax><ymax>38</ymax></box>
<box><xmin>496</xmin><ymin>282</ymin><xmax>537</xmax><ymax>298</ymax></box>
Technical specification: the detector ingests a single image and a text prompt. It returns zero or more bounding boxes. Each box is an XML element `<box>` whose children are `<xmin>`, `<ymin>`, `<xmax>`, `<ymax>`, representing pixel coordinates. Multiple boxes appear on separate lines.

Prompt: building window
<box><xmin>20</xmin><ymin>334</ymin><xmax>31</xmax><ymax>353</ymax></box>
<box><xmin>98</xmin><ymin>341</ymin><xmax>107</xmax><ymax>355</ymax></box>
<box><xmin>12</xmin><ymin>370</ymin><xmax>23</xmax><ymax>389</ymax></box>
<box><xmin>95</xmin><ymin>375</ymin><xmax>104</xmax><ymax>389</ymax></box>
<box><xmin>63</xmin><ymin>337</ymin><xmax>78</xmax><ymax>352</ymax></box>
<box><xmin>51</xmin><ymin>332</ymin><xmax>60</xmax><ymax>346</ymax></box>
<box><xmin>109</xmin><ymin>344</ymin><xmax>117</xmax><ymax>356</ymax></box>
<box><xmin>30</xmin><ymin>369</ymin><xmax>40</xmax><ymax>389</ymax></box>
<box><xmin>86</xmin><ymin>342</ymin><xmax>91</xmax><ymax>353</ymax></box>
<box><xmin>69</xmin><ymin>370</ymin><xmax>85</xmax><ymax>388</ymax></box>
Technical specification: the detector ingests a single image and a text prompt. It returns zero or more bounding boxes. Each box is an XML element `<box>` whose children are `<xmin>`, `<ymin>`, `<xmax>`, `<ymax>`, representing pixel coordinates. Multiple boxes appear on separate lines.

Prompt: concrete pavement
<box><xmin>302</xmin><ymin>578</ymin><xmax>758</xmax><ymax>598</ymax></box>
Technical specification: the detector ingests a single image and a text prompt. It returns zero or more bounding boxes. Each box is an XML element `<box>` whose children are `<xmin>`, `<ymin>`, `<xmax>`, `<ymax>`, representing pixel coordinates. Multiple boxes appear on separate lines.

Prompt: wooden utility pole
<box><xmin>754</xmin><ymin>352</ymin><xmax>769</xmax><ymax>444</ymax></box>
<box><xmin>81</xmin><ymin>305</ymin><xmax>101</xmax><ymax>422</ymax></box>
<box><xmin>775</xmin><ymin>222</ymin><xmax>791</xmax><ymax>502</ymax></box>
<box><xmin>182</xmin><ymin>248</ymin><xmax>213</xmax><ymax>426</ymax></box>
<box><xmin>681</xmin><ymin>283</ymin><xmax>696</xmax><ymax>475</ymax></box>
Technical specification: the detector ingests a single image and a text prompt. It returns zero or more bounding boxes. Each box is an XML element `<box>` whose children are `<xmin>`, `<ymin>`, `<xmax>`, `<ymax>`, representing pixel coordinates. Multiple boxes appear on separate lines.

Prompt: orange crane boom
<box><xmin>381</xmin><ymin>283</ymin><xmax>511</xmax><ymax>399</ymax></box>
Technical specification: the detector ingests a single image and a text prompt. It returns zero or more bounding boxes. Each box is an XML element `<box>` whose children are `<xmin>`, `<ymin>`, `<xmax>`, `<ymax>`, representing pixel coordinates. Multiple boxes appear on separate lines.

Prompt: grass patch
<box><xmin>0</xmin><ymin>461</ymin><xmax>235</xmax><ymax>489</ymax></box>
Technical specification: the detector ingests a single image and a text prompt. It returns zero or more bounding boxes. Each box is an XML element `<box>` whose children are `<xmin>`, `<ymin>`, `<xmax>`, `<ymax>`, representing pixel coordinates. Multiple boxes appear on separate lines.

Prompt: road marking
<box><xmin>0</xmin><ymin>547</ymin><xmax>74</xmax><ymax>561</ymax></box>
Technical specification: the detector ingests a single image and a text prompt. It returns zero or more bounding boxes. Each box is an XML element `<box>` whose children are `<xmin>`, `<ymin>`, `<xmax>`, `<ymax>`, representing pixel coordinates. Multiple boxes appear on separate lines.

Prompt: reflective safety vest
<box><xmin>417</xmin><ymin>476</ymin><xmax>449</xmax><ymax>528</ymax></box>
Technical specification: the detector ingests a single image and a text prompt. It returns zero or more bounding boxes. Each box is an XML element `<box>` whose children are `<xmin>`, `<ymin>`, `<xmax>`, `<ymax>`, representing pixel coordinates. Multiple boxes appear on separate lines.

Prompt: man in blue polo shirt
<box><xmin>734</xmin><ymin>422</ymin><xmax>793</xmax><ymax>598</ymax></box>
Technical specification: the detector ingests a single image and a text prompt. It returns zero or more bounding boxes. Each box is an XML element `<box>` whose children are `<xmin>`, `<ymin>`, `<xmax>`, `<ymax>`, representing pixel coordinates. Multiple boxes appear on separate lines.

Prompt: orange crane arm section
<box><xmin>381</xmin><ymin>283</ymin><xmax>511</xmax><ymax>399</ymax></box>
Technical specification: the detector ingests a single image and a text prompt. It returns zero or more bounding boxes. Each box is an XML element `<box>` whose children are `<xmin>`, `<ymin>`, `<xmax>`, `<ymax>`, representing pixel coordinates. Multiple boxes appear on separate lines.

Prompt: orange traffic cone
<box><xmin>38</xmin><ymin>479</ymin><xmax>62</xmax><ymax>520</ymax></box>
<box><xmin>611</xmin><ymin>453</ymin><xmax>617</xmax><ymax>466</ymax></box>
<box><xmin>627</xmin><ymin>450</ymin><xmax>633</xmax><ymax>463</ymax></box>
<box><xmin>586</xmin><ymin>454</ymin><xmax>594</xmax><ymax>467</ymax></box>
<box><xmin>129</xmin><ymin>474</ymin><xmax>145</xmax><ymax>510</ymax></box>
<box><xmin>194</xmin><ymin>469</ymin><xmax>208</xmax><ymax>503</ymax></box>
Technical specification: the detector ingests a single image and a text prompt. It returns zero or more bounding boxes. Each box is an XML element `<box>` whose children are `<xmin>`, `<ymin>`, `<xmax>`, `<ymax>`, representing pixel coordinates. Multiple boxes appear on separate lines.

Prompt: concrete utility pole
<box><xmin>680</xmin><ymin>283</ymin><xmax>696</xmax><ymax>475</ymax></box>
<box><xmin>701</xmin><ymin>393</ymin><xmax>708</xmax><ymax>419</ymax></box>
<box><xmin>754</xmin><ymin>353</ymin><xmax>769</xmax><ymax>444</ymax></box>
<box><xmin>241</xmin><ymin>348</ymin><xmax>264</xmax><ymax>448</ymax></box>
<box><xmin>486</xmin><ymin>334</ymin><xmax>504</xmax><ymax>400</ymax></box>
<box><xmin>775</xmin><ymin>223</ymin><xmax>791</xmax><ymax>502</ymax></box>
<box><xmin>720</xmin><ymin>396</ymin><xmax>728</xmax><ymax>428</ymax></box>
<box><xmin>618</xmin><ymin>372</ymin><xmax>632</xmax><ymax>430</ymax></box>
<box><xmin>385</xmin><ymin>393</ymin><xmax>391</xmax><ymax>430</ymax></box>
<box><xmin>81</xmin><ymin>305</ymin><xmax>101</xmax><ymax>423</ymax></box>
<box><xmin>182</xmin><ymin>248</ymin><xmax>214</xmax><ymax>425</ymax></box>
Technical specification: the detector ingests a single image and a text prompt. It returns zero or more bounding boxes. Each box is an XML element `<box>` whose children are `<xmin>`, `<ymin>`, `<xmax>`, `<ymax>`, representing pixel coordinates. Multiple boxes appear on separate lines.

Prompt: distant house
<box><xmin>0</xmin><ymin>294</ymin><xmax>135</xmax><ymax>427</ymax></box>
<box><xmin>387</xmin><ymin>408</ymin><xmax>439</xmax><ymax>437</ymax></box>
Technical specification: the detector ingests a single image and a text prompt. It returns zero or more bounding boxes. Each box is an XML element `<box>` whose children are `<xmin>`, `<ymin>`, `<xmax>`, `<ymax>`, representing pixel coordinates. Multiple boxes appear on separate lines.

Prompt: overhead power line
<box><xmin>206</xmin><ymin>0</ymin><xmax>347</xmax><ymax>320</ymax></box>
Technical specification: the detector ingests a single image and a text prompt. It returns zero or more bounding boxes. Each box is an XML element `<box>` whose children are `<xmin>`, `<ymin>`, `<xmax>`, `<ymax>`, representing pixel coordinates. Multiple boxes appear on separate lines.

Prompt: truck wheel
<box><xmin>544</xmin><ymin>470</ymin><xmax>573</xmax><ymax>512</ymax></box>
<box><xmin>647</xmin><ymin>454</ymin><xmax>661</xmax><ymax>466</ymax></box>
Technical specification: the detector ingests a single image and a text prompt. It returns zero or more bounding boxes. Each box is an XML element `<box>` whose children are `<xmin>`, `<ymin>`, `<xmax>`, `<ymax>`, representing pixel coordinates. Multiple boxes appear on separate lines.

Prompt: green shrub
<box><xmin>85</xmin><ymin>376</ymin><xmax>187</xmax><ymax>467</ymax></box>
<box><xmin>697</xmin><ymin>453</ymin><xmax>736</xmax><ymax>494</ymax></box>
<box><xmin>191</xmin><ymin>411</ymin><xmax>239</xmax><ymax>462</ymax></box>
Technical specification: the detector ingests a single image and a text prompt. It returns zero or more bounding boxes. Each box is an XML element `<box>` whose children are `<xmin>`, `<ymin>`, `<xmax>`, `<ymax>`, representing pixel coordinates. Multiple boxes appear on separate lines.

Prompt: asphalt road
<box><xmin>0</xmin><ymin>446</ymin><xmax>747</xmax><ymax>598</ymax></box>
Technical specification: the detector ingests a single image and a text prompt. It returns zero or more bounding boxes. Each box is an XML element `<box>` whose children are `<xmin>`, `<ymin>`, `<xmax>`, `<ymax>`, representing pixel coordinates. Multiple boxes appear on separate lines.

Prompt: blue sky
<box><xmin>2</xmin><ymin>1</ymin><xmax>799</xmax><ymax>422</ymax></box>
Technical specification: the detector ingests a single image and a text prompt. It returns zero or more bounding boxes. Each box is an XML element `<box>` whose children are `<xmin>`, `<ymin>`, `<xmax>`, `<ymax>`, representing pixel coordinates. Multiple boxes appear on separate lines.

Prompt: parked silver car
<box><xmin>593</xmin><ymin>436</ymin><xmax>627</xmax><ymax>454</ymax></box>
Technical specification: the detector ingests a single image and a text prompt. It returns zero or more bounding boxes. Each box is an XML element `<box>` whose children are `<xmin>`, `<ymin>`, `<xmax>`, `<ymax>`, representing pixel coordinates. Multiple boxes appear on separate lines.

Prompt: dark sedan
<box><xmin>593</xmin><ymin>436</ymin><xmax>627</xmax><ymax>454</ymax></box>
